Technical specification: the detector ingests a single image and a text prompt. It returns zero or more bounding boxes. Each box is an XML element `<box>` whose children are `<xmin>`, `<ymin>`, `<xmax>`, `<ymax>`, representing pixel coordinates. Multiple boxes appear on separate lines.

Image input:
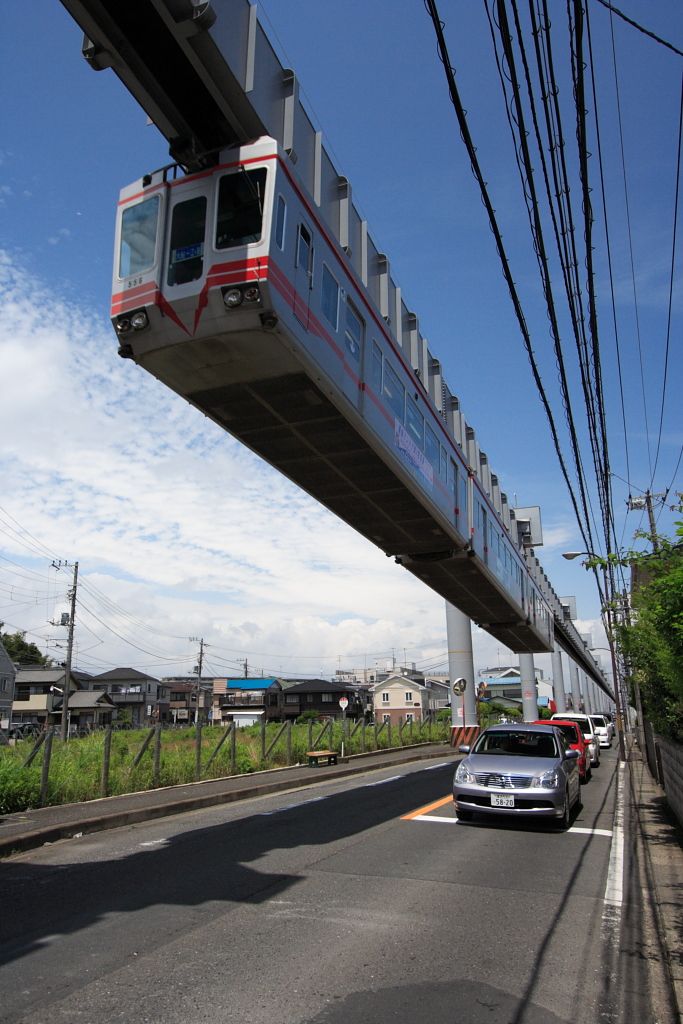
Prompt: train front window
<box><xmin>167</xmin><ymin>196</ymin><xmax>207</xmax><ymax>286</ymax></box>
<box><xmin>119</xmin><ymin>195</ymin><xmax>160</xmax><ymax>278</ymax></box>
<box><xmin>216</xmin><ymin>168</ymin><xmax>267</xmax><ymax>249</ymax></box>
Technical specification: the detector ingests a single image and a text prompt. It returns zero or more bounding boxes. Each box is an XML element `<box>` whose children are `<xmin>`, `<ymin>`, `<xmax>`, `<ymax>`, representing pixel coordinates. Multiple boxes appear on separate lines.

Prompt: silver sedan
<box><xmin>453</xmin><ymin>723</ymin><xmax>581</xmax><ymax>829</ymax></box>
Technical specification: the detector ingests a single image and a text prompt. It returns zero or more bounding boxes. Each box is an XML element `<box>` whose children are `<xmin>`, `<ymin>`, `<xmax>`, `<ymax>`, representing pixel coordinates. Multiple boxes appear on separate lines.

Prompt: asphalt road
<box><xmin>0</xmin><ymin>748</ymin><xmax>676</xmax><ymax>1024</ymax></box>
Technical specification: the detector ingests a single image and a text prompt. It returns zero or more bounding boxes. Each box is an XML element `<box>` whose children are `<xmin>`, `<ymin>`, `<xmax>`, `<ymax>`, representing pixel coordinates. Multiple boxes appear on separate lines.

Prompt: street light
<box><xmin>562</xmin><ymin>551</ymin><xmax>627</xmax><ymax>761</ymax></box>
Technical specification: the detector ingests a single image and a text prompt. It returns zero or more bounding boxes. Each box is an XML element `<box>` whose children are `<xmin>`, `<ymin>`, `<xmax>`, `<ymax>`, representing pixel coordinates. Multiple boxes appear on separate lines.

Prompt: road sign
<box><xmin>338</xmin><ymin>697</ymin><xmax>349</xmax><ymax>709</ymax></box>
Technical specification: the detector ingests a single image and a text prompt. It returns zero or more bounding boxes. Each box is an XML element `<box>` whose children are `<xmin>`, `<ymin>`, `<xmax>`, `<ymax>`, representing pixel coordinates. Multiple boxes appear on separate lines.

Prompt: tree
<box><xmin>616</xmin><ymin>519</ymin><xmax>683</xmax><ymax>741</ymax></box>
<box><xmin>0</xmin><ymin>626</ymin><xmax>51</xmax><ymax>666</ymax></box>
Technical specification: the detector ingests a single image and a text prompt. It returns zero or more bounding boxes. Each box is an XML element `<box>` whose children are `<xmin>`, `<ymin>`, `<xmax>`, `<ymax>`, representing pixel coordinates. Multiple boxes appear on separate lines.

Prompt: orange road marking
<box><xmin>401</xmin><ymin>794</ymin><xmax>453</xmax><ymax>820</ymax></box>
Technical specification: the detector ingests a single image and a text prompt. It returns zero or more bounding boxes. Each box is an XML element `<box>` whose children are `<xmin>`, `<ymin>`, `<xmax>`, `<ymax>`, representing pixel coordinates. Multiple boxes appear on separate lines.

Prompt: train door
<box><xmin>165</xmin><ymin>182</ymin><xmax>209</xmax><ymax>293</ymax></box>
<box><xmin>293</xmin><ymin>221</ymin><xmax>313</xmax><ymax>328</ymax></box>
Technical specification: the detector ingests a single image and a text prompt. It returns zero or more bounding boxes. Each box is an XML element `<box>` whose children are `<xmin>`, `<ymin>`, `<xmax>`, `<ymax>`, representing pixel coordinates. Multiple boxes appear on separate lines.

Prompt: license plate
<box><xmin>491</xmin><ymin>793</ymin><xmax>515</xmax><ymax>808</ymax></box>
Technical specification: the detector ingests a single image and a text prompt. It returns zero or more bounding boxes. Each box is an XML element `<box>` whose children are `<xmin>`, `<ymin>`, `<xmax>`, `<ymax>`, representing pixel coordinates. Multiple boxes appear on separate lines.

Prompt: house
<box><xmin>53</xmin><ymin>689</ymin><xmax>116</xmax><ymax>733</ymax></box>
<box><xmin>11</xmin><ymin>665</ymin><xmax>92</xmax><ymax>730</ymax></box>
<box><xmin>88</xmin><ymin>668</ymin><xmax>170</xmax><ymax>727</ymax></box>
<box><xmin>161</xmin><ymin>677</ymin><xmax>214</xmax><ymax>724</ymax></box>
<box><xmin>279</xmin><ymin>679</ymin><xmax>362</xmax><ymax>721</ymax></box>
<box><xmin>0</xmin><ymin>639</ymin><xmax>17</xmax><ymax>730</ymax></box>
<box><xmin>478</xmin><ymin>665</ymin><xmax>553</xmax><ymax>703</ymax></box>
<box><xmin>372</xmin><ymin>674</ymin><xmax>430</xmax><ymax>726</ymax></box>
<box><xmin>212</xmin><ymin>678</ymin><xmax>283</xmax><ymax>726</ymax></box>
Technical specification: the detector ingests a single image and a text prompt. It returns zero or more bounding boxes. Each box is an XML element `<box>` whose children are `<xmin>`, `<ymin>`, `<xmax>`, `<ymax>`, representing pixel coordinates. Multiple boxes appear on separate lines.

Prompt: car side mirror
<box><xmin>459</xmin><ymin>744</ymin><xmax>471</xmax><ymax>754</ymax></box>
<box><xmin>565</xmin><ymin>749</ymin><xmax>580</xmax><ymax>759</ymax></box>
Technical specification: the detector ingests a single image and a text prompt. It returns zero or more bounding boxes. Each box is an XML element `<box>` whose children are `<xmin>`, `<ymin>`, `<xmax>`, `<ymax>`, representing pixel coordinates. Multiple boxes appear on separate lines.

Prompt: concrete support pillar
<box><xmin>519</xmin><ymin>653</ymin><xmax>538</xmax><ymax>723</ymax></box>
<box><xmin>445</xmin><ymin>602</ymin><xmax>478</xmax><ymax>728</ymax></box>
<box><xmin>568</xmin><ymin>660</ymin><xmax>582</xmax><ymax>711</ymax></box>
<box><xmin>582</xmin><ymin>672</ymin><xmax>593</xmax><ymax>714</ymax></box>
<box><xmin>551</xmin><ymin>646</ymin><xmax>566</xmax><ymax>714</ymax></box>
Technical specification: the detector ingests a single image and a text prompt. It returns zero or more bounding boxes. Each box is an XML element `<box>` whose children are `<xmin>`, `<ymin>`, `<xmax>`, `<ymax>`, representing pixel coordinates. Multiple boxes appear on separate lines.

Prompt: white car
<box><xmin>590</xmin><ymin>715</ymin><xmax>612</xmax><ymax>748</ymax></box>
<box><xmin>551</xmin><ymin>712</ymin><xmax>600</xmax><ymax>767</ymax></box>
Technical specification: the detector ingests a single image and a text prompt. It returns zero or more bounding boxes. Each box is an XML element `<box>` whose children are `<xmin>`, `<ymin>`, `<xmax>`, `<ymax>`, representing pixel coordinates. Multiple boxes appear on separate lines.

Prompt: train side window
<box><xmin>425</xmin><ymin>425</ymin><xmax>439</xmax><ymax>470</ymax></box>
<box><xmin>450</xmin><ymin>460</ymin><xmax>459</xmax><ymax>517</ymax></box>
<box><xmin>296</xmin><ymin>224</ymin><xmax>312</xmax><ymax>277</ymax></box>
<box><xmin>215</xmin><ymin>168</ymin><xmax>267</xmax><ymax>249</ymax></box>
<box><xmin>119</xmin><ymin>195</ymin><xmax>160</xmax><ymax>278</ymax></box>
<box><xmin>321</xmin><ymin>264</ymin><xmax>339</xmax><ymax>329</ymax></box>
<box><xmin>406</xmin><ymin>398</ymin><xmax>424</xmax><ymax>449</ymax></box>
<box><xmin>167</xmin><ymin>196</ymin><xmax>207</xmax><ymax>286</ymax></box>
<box><xmin>275</xmin><ymin>194</ymin><xmax>286</xmax><ymax>250</ymax></box>
<box><xmin>383</xmin><ymin>360</ymin><xmax>405</xmax><ymax>422</ymax></box>
<box><xmin>371</xmin><ymin>341</ymin><xmax>383</xmax><ymax>394</ymax></box>
<box><xmin>344</xmin><ymin>301</ymin><xmax>363</xmax><ymax>362</ymax></box>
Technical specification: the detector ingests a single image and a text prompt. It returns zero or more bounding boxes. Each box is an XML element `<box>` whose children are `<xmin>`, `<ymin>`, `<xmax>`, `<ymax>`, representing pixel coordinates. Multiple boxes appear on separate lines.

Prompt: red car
<box><xmin>534</xmin><ymin>720</ymin><xmax>591</xmax><ymax>782</ymax></box>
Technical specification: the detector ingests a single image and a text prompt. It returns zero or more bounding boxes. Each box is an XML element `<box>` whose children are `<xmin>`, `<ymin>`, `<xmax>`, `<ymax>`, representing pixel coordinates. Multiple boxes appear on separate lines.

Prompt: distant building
<box><xmin>212</xmin><ymin>678</ymin><xmax>283</xmax><ymax>726</ymax></box>
<box><xmin>372</xmin><ymin>674</ymin><xmax>430</xmax><ymax>726</ymax></box>
<box><xmin>279</xmin><ymin>679</ymin><xmax>364</xmax><ymax>721</ymax></box>
<box><xmin>88</xmin><ymin>668</ymin><xmax>169</xmax><ymax>727</ymax></box>
<box><xmin>478</xmin><ymin>665</ymin><xmax>553</xmax><ymax>707</ymax></box>
<box><xmin>0</xmin><ymin>639</ymin><xmax>17</xmax><ymax>729</ymax></box>
<box><xmin>161</xmin><ymin>677</ymin><xmax>213</xmax><ymax>724</ymax></box>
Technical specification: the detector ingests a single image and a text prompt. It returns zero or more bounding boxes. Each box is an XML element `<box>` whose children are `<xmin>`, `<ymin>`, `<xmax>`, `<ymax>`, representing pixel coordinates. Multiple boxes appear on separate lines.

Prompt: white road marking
<box><xmin>407</xmin><ymin>816</ymin><xmax>614</xmax><ymax>834</ymax></box>
<box><xmin>422</xmin><ymin>762</ymin><xmax>452</xmax><ymax>770</ymax></box>
<box><xmin>363</xmin><ymin>775</ymin><xmax>402</xmax><ymax>786</ymax></box>
<box><xmin>604</xmin><ymin>762</ymin><xmax>625</xmax><ymax>907</ymax></box>
<box><xmin>139</xmin><ymin>839</ymin><xmax>168</xmax><ymax>847</ymax></box>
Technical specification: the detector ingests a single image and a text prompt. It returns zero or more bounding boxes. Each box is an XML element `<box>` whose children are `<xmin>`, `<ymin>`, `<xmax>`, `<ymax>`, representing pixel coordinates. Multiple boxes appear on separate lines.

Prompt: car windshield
<box><xmin>473</xmin><ymin>730</ymin><xmax>557</xmax><ymax>758</ymax></box>
<box><xmin>590</xmin><ymin>716</ymin><xmax>606</xmax><ymax>728</ymax></box>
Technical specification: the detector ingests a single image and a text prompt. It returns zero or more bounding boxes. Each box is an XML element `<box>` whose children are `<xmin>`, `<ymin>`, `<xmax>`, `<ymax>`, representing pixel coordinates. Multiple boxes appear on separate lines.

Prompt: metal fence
<box><xmin>641</xmin><ymin>718</ymin><xmax>683</xmax><ymax>830</ymax></box>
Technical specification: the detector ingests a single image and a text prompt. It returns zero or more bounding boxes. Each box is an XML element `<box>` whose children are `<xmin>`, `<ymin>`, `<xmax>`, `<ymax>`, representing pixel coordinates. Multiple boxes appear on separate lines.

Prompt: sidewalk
<box><xmin>0</xmin><ymin>742</ymin><xmax>454</xmax><ymax>859</ymax></box>
<box><xmin>627</xmin><ymin>749</ymin><xmax>683</xmax><ymax>1022</ymax></box>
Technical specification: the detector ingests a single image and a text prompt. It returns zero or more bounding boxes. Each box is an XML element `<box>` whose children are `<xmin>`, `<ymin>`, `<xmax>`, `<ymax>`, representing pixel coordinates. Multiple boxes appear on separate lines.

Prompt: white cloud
<box><xmin>0</xmin><ymin>254</ymin><xmax>461</xmax><ymax>676</ymax></box>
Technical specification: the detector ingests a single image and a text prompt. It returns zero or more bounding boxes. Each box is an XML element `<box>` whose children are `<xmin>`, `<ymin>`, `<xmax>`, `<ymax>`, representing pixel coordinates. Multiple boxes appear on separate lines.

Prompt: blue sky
<box><xmin>0</xmin><ymin>1</ymin><xmax>681</xmax><ymax>682</ymax></box>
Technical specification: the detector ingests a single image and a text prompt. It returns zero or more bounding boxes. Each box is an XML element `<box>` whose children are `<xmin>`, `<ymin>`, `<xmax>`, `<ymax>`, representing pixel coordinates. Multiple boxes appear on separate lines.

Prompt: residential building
<box><xmin>372</xmin><ymin>674</ymin><xmax>430</xmax><ymax>726</ymax></box>
<box><xmin>279</xmin><ymin>679</ymin><xmax>363</xmax><ymax>721</ymax></box>
<box><xmin>478</xmin><ymin>665</ymin><xmax>554</xmax><ymax>711</ymax></box>
<box><xmin>11</xmin><ymin>665</ymin><xmax>92</xmax><ymax>730</ymax></box>
<box><xmin>212</xmin><ymin>678</ymin><xmax>283</xmax><ymax>726</ymax></box>
<box><xmin>88</xmin><ymin>668</ymin><xmax>170</xmax><ymax>727</ymax></box>
<box><xmin>0</xmin><ymin>639</ymin><xmax>17</xmax><ymax>729</ymax></box>
<box><xmin>161</xmin><ymin>677</ymin><xmax>214</xmax><ymax>724</ymax></box>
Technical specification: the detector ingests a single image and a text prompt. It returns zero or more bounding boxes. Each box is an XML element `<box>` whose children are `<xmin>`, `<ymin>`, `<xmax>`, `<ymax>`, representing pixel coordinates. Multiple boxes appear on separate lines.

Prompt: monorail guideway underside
<box><xmin>61</xmin><ymin>0</ymin><xmax>612</xmax><ymax>694</ymax></box>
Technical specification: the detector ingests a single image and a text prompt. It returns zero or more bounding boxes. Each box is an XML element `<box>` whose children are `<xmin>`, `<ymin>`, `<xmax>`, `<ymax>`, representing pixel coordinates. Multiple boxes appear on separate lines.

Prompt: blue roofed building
<box><xmin>212</xmin><ymin>678</ymin><xmax>283</xmax><ymax>726</ymax></box>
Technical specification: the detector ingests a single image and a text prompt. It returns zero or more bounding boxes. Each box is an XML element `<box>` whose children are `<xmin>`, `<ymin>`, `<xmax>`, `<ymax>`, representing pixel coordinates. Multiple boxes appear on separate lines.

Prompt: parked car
<box><xmin>536</xmin><ymin>719</ymin><xmax>591</xmax><ymax>782</ymax></box>
<box><xmin>551</xmin><ymin>713</ymin><xmax>600</xmax><ymax>767</ymax></box>
<box><xmin>453</xmin><ymin>723</ymin><xmax>581</xmax><ymax>829</ymax></box>
<box><xmin>590</xmin><ymin>715</ymin><xmax>612</xmax><ymax>748</ymax></box>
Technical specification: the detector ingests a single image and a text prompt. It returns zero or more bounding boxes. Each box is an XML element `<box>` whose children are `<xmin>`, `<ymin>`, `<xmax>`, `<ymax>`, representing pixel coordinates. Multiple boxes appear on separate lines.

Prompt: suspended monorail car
<box><xmin>111</xmin><ymin>135</ymin><xmax>554</xmax><ymax>654</ymax></box>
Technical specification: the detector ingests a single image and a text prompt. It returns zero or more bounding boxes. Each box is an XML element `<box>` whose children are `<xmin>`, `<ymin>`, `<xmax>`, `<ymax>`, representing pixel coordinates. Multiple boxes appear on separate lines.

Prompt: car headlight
<box><xmin>455</xmin><ymin>761</ymin><xmax>475</xmax><ymax>784</ymax></box>
<box><xmin>223</xmin><ymin>287</ymin><xmax>243</xmax><ymax>308</ymax></box>
<box><xmin>533</xmin><ymin>768</ymin><xmax>561</xmax><ymax>789</ymax></box>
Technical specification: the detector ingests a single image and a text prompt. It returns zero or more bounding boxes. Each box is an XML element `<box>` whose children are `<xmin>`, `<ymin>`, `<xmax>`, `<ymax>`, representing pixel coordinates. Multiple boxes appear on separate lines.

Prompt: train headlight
<box><xmin>131</xmin><ymin>310</ymin><xmax>149</xmax><ymax>331</ymax></box>
<box><xmin>243</xmin><ymin>285</ymin><xmax>260</xmax><ymax>303</ymax></box>
<box><xmin>223</xmin><ymin>288</ymin><xmax>243</xmax><ymax>308</ymax></box>
<box><xmin>115</xmin><ymin>317</ymin><xmax>132</xmax><ymax>334</ymax></box>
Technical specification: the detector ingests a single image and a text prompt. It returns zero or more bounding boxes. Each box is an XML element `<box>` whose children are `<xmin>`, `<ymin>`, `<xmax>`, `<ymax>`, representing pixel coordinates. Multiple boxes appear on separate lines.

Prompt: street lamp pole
<box><xmin>562</xmin><ymin>552</ymin><xmax>626</xmax><ymax>762</ymax></box>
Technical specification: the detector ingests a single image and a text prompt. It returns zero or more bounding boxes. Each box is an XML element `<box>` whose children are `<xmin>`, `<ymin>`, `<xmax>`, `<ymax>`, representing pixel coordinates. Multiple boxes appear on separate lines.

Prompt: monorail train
<box><xmin>111</xmin><ymin>135</ymin><xmax>554</xmax><ymax>654</ymax></box>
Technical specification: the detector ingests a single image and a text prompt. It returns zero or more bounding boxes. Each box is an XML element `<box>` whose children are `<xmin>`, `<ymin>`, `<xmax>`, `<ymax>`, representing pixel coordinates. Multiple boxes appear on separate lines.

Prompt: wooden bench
<box><xmin>307</xmin><ymin>749</ymin><xmax>338</xmax><ymax>767</ymax></box>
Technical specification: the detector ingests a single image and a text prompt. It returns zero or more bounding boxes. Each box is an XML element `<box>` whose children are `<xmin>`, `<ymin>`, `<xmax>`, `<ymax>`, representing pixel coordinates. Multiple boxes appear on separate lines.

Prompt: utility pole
<box><xmin>60</xmin><ymin>561</ymin><xmax>78</xmax><ymax>742</ymax></box>
<box><xmin>628</xmin><ymin>491</ymin><xmax>665</xmax><ymax>552</ymax></box>
<box><xmin>196</xmin><ymin>638</ymin><xmax>204</xmax><ymax>724</ymax></box>
<box><xmin>243</xmin><ymin>658</ymin><xmax>248</xmax><ymax>678</ymax></box>
<box><xmin>189</xmin><ymin>636</ymin><xmax>205</xmax><ymax>724</ymax></box>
